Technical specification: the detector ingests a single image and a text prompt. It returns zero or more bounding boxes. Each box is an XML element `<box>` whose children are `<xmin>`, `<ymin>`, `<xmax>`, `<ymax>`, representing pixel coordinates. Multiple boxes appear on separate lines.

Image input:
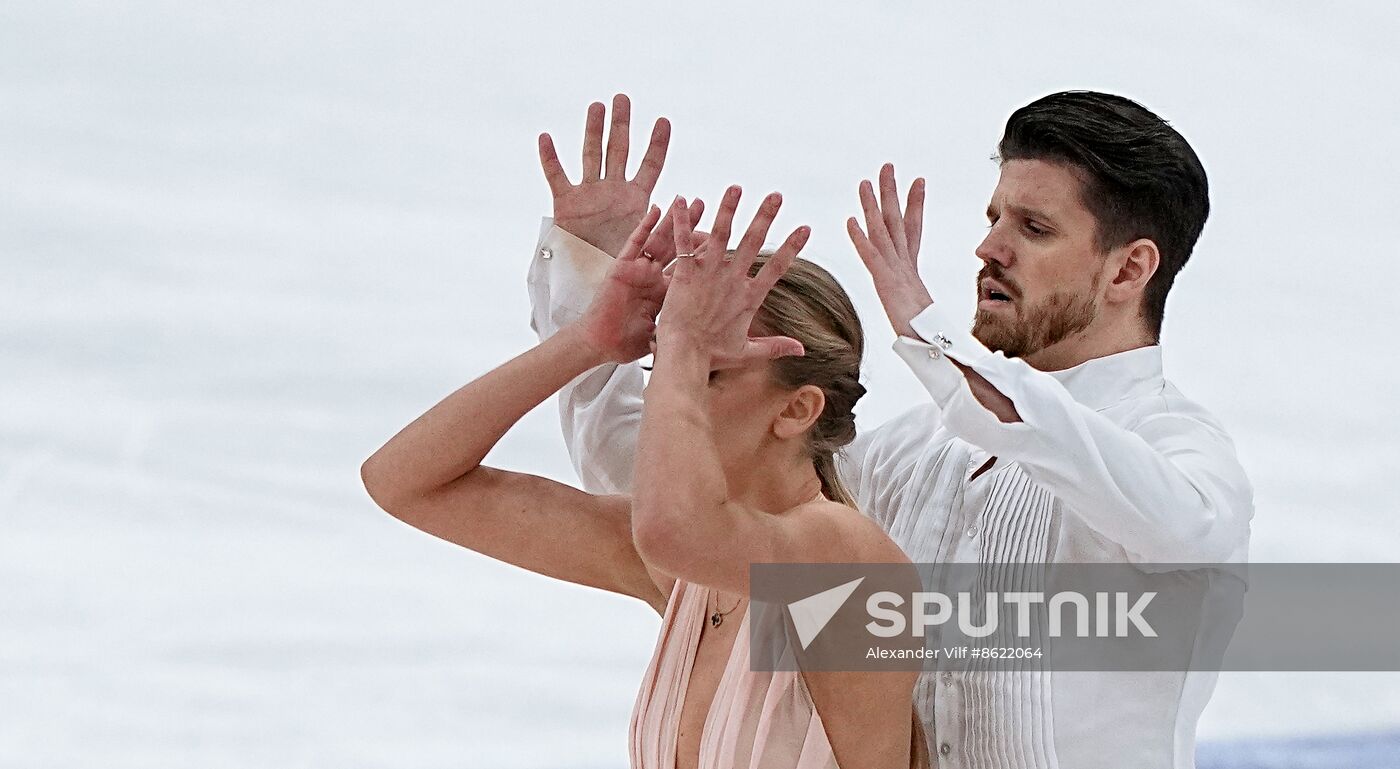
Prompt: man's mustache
<box><xmin>977</xmin><ymin>265</ymin><xmax>1019</xmax><ymax>300</ymax></box>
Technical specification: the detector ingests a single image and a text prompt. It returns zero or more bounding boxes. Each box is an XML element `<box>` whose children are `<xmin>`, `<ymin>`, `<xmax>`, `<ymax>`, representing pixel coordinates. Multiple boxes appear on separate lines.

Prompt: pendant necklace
<box><xmin>709</xmin><ymin>590</ymin><xmax>743</xmax><ymax>628</ymax></box>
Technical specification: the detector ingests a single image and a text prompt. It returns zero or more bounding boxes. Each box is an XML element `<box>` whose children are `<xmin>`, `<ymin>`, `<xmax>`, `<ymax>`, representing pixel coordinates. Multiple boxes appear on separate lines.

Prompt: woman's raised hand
<box><xmin>658</xmin><ymin>187</ymin><xmax>811</xmax><ymax>368</ymax></box>
<box><xmin>571</xmin><ymin>205</ymin><xmax>674</xmax><ymax>364</ymax></box>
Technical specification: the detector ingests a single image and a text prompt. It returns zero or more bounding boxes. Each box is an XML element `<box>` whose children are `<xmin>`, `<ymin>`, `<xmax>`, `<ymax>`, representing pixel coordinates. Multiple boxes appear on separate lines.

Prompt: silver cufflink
<box><xmin>928</xmin><ymin>348</ymin><xmax>942</xmax><ymax>359</ymax></box>
<box><xmin>539</xmin><ymin>247</ymin><xmax>553</xmax><ymax>260</ymax></box>
<box><xmin>933</xmin><ymin>333</ymin><xmax>952</xmax><ymax>349</ymax></box>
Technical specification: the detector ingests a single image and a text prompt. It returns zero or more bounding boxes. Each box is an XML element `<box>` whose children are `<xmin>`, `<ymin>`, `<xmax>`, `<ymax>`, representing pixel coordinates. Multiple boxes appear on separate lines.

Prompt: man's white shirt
<box><xmin>526</xmin><ymin>219</ymin><xmax>1254</xmax><ymax>769</ymax></box>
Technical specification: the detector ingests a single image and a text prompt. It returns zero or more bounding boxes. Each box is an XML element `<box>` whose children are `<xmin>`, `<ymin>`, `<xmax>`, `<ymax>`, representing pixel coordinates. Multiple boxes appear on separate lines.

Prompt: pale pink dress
<box><xmin>629</xmin><ymin>578</ymin><xmax>839</xmax><ymax>769</ymax></box>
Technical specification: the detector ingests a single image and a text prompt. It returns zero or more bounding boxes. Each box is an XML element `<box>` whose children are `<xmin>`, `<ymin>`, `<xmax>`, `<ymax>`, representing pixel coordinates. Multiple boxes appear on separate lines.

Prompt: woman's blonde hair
<box><xmin>748</xmin><ymin>255</ymin><xmax>866</xmax><ymax>508</ymax></box>
<box><xmin>753</xmin><ymin>255</ymin><xmax>928</xmax><ymax>768</ymax></box>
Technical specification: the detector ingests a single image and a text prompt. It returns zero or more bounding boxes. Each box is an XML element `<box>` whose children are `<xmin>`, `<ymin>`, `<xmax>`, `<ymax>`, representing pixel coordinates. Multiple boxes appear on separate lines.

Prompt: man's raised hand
<box><xmin>539</xmin><ymin>94</ymin><xmax>700</xmax><ymax>259</ymax></box>
<box><xmin>846</xmin><ymin>163</ymin><xmax>932</xmax><ymax>338</ymax></box>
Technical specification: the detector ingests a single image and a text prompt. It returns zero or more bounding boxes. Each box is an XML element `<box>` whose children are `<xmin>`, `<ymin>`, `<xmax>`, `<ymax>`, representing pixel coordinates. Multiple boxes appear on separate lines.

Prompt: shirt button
<box><xmin>927</xmin><ymin>348</ymin><xmax>942</xmax><ymax>359</ymax></box>
<box><xmin>940</xmin><ymin>742</ymin><xmax>952</xmax><ymax>756</ymax></box>
<box><xmin>539</xmin><ymin>247</ymin><xmax>553</xmax><ymax>260</ymax></box>
<box><xmin>966</xmin><ymin>526</ymin><xmax>978</xmax><ymax>538</ymax></box>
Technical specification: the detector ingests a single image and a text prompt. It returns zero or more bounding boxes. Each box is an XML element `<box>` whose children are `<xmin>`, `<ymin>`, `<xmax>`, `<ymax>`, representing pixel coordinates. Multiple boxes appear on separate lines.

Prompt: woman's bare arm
<box><xmin>363</xmin><ymin>209</ymin><xmax>680</xmax><ymax>612</ymax></box>
<box><xmin>634</xmin><ymin>338</ymin><xmax>908</xmax><ymax>594</ymax></box>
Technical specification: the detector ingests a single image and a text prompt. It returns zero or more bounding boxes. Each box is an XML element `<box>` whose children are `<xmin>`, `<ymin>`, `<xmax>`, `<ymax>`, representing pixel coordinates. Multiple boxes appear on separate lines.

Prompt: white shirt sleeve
<box><xmin>891</xmin><ymin>303</ymin><xmax>1252</xmax><ymax>564</ymax></box>
<box><xmin>526</xmin><ymin>218</ymin><xmax>643</xmax><ymax>494</ymax></box>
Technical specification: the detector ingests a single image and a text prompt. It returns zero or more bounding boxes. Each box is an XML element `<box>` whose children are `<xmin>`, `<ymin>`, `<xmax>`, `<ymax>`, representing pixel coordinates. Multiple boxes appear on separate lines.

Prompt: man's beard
<box><xmin>972</xmin><ymin>272</ymin><xmax>1100</xmax><ymax>359</ymax></box>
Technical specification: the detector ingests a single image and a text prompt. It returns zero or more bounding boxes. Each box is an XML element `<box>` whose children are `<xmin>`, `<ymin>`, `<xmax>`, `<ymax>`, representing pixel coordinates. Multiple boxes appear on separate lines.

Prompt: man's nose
<box><xmin>975</xmin><ymin>227</ymin><xmax>1013</xmax><ymax>268</ymax></box>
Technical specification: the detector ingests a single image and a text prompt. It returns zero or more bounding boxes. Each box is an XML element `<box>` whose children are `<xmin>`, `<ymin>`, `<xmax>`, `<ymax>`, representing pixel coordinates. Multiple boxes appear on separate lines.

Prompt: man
<box><xmin>527</xmin><ymin>92</ymin><xmax>1252</xmax><ymax>768</ymax></box>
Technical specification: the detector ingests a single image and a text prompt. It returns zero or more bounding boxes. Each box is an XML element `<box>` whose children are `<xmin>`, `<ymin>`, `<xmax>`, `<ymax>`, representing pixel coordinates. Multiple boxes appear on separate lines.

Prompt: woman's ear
<box><xmin>772</xmin><ymin>385</ymin><xmax>825</xmax><ymax>441</ymax></box>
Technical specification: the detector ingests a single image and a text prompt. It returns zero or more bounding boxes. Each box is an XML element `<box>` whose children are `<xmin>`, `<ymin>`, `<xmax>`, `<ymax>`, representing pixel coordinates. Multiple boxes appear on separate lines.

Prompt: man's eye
<box><xmin>1024</xmin><ymin>221</ymin><xmax>1047</xmax><ymax>236</ymax></box>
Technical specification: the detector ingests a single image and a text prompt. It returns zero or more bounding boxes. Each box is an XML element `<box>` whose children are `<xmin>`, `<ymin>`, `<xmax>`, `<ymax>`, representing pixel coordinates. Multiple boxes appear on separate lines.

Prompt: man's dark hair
<box><xmin>997</xmin><ymin>91</ymin><xmax>1209</xmax><ymax>340</ymax></box>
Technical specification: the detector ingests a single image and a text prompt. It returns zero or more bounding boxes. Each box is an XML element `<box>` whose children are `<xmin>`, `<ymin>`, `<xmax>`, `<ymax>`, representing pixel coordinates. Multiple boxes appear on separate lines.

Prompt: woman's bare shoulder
<box><xmin>795</xmin><ymin>498</ymin><xmax>912</xmax><ymax>566</ymax></box>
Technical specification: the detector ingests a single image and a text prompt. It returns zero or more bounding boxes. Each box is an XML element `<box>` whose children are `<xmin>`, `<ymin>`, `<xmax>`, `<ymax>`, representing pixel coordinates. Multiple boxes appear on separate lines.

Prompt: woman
<box><xmin>362</xmin><ymin>190</ymin><xmax>924</xmax><ymax>768</ymax></box>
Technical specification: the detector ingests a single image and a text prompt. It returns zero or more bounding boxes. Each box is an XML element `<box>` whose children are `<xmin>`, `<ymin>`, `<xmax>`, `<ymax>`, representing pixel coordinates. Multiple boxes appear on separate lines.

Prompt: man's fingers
<box><xmin>905</xmin><ymin>177</ymin><xmax>926</xmax><ymax>258</ymax></box>
<box><xmin>582</xmin><ymin>101</ymin><xmax>605</xmax><ymax>182</ymax></box>
<box><xmin>879</xmin><ymin>163</ymin><xmax>909</xmax><ymax>256</ymax></box>
<box><xmin>847</xmin><ymin>217</ymin><xmax>882</xmax><ymax>270</ymax></box>
<box><xmin>859</xmin><ymin>179</ymin><xmax>882</xmax><ymax>238</ymax></box>
<box><xmin>633</xmin><ymin>118</ymin><xmax>672</xmax><ymax>193</ymax></box>
<box><xmin>537</xmin><ymin>133</ymin><xmax>571</xmax><ymax>197</ymax></box>
<box><xmin>604</xmin><ymin>94</ymin><xmax>631</xmax><ymax>179</ymax></box>
<box><xmin>859</xmin><ymin>179</ymin><xmax>899</xmax><ymax>257</ymax></box>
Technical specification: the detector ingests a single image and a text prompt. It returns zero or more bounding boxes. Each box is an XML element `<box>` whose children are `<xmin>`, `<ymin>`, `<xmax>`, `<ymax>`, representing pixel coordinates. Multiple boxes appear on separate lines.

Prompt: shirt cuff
<box><xmin>891</xmin><ymin>303</ymin><xmax>990</xmax><ymax>409</ymax></box>
<box><xmin>527</xmin><ymin>217</ymin><xmax>615</xmax><ymax>335</ymax></box>
<box><xmin>895</xmin><ymin>303</ymin><xmax>1037</xmax><ymax>449</ymax></box>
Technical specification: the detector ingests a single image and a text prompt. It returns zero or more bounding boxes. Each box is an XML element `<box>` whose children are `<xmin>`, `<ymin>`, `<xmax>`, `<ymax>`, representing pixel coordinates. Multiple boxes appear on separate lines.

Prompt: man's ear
<box><xmin>1104</xmin><ymin>238</ymin><xmax>1160</xmax><ymax>305</ymax></box>
<box><xmin>772</xmin><ymin>385</ymin><xmax>825</xmax><ymax>441</ymax></box>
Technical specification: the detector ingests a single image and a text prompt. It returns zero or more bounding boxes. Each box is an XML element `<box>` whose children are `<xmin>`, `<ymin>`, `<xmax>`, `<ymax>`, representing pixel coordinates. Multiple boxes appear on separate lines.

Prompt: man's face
<box><xmin>972</xmin><ymin>158</ymin><xmax>1111</xmax><ymax>361</ymax></box>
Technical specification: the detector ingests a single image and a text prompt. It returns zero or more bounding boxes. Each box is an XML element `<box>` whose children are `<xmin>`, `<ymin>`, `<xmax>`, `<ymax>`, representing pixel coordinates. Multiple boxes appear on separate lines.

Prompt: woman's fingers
<box><xmin>663</xmin><ymin>187</ymin><xmax>808</xmax><ymax>302</ymax></box>
<box><xmin>604</xmin><ymin>94</ymin><xmax>631</xmax><ymax>179</ymax></box>
<box><xmin>657</xmin><ymin>188</ymin><xmax>811</xmax><ymax>366</ymax></box>
<box><xmin>641</xmin><ymin>197</ymin><xmax>703</xmax><ymax>267</ymax></box>
<box><xmin>581</xmin><ymin>101</ymin><xmax>605</xmax><ymax>182</ymax></box>
<box><xmin>731</xmin><ymin>192</ymin><xmax>782</xmax><ymax>275</ymax></box>
<box><xmin>687</xmin><ymin>198</ymin><xmax>704</xmax><ymax>230</ymax></box>
<box><xmin>750</xmin><ymin>225</ymin><xmax>810</xmax><ymax>301</ymax></box>
<box><xmin>641</xmin><ymin>204</ymin><xmax>677</xmax><ymax>262</ymax></box>
<box><xmin>537</xmin><ymin>133</ymin><xmax>571</xmax><ymax>197</ymax></box>
<box><xmin>707</xmin><ymin>186</ymin><xmax>742</xmax><ymax>258</ymax></box>
<box><xmin>743</xmin><ymin>335</ymin><xmax>806</xmax><ymax>361</ymax></box>
<box><xmin>668</xmin><ymin>196</ymin><xmax>700</xmax><ymax>277</ymax></box>
<box><xmin>618</xmin><ymin>205</ymin><xmax>663</xmax><ymax>262</ymax></box>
